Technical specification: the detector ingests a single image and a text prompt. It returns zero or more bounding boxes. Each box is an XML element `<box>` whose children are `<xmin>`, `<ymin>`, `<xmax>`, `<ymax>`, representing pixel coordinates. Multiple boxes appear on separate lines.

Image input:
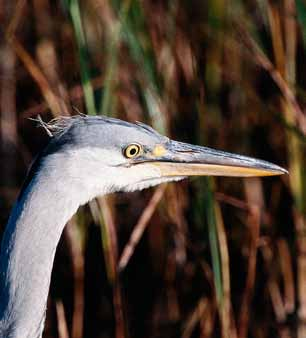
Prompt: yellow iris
<box><xmin>124</xmin><ymin>143</ymin><xmax>142</xmax><ymax>158</ymax></box>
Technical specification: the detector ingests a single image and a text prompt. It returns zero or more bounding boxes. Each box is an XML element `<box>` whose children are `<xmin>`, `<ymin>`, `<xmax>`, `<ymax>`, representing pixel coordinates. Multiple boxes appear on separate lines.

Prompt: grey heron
<box><xmin>0</xmin><ymin>115</ymin><xmax>287</xmax><ymax>338</ymax></box>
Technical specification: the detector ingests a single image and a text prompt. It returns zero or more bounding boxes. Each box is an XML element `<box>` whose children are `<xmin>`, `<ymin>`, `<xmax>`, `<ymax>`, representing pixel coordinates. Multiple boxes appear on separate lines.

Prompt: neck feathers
<box><xmin>0</xmin><ymin>163</ymin><xmax>80</xmax><ymax>337</ymax></box>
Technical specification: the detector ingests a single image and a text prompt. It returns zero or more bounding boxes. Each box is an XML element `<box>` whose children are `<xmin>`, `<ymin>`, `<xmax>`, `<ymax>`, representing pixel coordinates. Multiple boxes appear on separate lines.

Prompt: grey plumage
<box><xmin>0</xmin><ymin>115</ymin><xmax>287</xmax><ymax>338</ymax></box>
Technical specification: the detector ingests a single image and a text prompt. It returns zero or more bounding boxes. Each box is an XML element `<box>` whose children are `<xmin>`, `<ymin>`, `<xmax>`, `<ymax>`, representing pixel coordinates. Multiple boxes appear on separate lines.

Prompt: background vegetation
<box><xmin>0</xmin><ymin>0</ymin><xmax>305</xmax><ymax>337</ymax></box>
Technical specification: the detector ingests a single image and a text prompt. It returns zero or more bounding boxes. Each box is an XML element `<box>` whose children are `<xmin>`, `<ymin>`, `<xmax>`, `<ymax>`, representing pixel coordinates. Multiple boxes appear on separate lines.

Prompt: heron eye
<box><xmin>123</xmin><ymin>143</ymin><xmax>142</xmax><ymax>158</ymax></box>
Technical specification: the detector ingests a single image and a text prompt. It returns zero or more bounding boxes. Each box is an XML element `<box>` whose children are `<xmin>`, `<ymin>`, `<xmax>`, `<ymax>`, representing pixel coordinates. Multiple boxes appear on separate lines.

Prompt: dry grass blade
<box><xmin>55</xmin><ymin>300</ymin><xmax>70</xmax><ymax>338</ymax></box>
<box><xmin>9</xmin><ymin>36</ymin><xmax>63</xmax><ymax>117</ymax></box>
<box><xmin>6</xmin><ymin>1</ymin><xmax>63</xmax><ymax>117</ymax></box>
<box><xmin>235</xmin><ymin>24</ymin><xmax>306</xmax><ymax>135</ymax></box>
<box><xmin>0</xmin><ymin>1</ymin><xmax>18</xmax><ymax>196</ymax></box>
<box><xmin>0</xmin><ymin>43</ymin><xmax>17</xmax><ymax>145</ymax></box>
<box><xmin>98</xmin><ymin>196</ymin><xmax>126</xmax><ymax>338</ymax></box>
<box><xmin>277</xmin><ymin>239</ymin><xmax>295</xmax><ymax>314</ymax></box>
<box><xmin>33</xmin><ymin>0</ymin><xmax>70</xmax><ymax>116</ymax></box>
<box><xmin>238</xmin><ymin>206</ymin><xmax>260</xmax><ymax>338</ymax></box>
<box><xmin>20</xmin><ymin>76</ymin><xmax>104</xmax><ymax>119</ymax></box>
<box><xmin>238</xmin><ymin>178</ymin><xmax>263</xmax><ymax>338</ymax></box>
<box><xmin>36</xmin><ymin>41</ymin><xmax>70</xmax><ymax>116</ymax></box>
<box><xmin>260</xmin><ymin>245</ymin><xmax>289</xmax><ymax>330</ymax></box>
<box><xmin>98</xmin><ymin>196</ymin><xmax>118</xmax><ymax>281</ymax></box>
<box><xmin>284</xmin><ymin>3</ymin><xmax>306</xmax><ymax>336</ymax></box>
<box><xmin>166</xmin><ymin>184</ymin><xmax>188</xmax><ymax>265</ymax></box>
<box><xmin>89</xmin><ymin>196</ymin><xmax>126</xmax><ymax>338</ymax></box>
<box><xmin>65</xmin><ymin>222</ymin><xmax>84</xmax><ymax>338</ymax></box>
<box><xmin>5</xmin><ymin>0</ymin><xmax>27</xmax><ymax>39</ymax></box>
<box><xmin>118</xmin><ymin>184</ymin><xmax>167</xmax><ymax>271</ymax></box>
<box><xmin>214</xmin><ymin>201</ymin><xmax>236</xmax><ymax>338</ymax></box>
<box><xmin>182</xmin><ymin>298</ymin><xmax>209</xmax><ymax>338</ymax></box>
<box><xmin>295</xmin><ymin>210</ymin><xmax>306</xmax><ymax>338</ymax></box>
<box><xmin>267</xmin><ymin>3</ymin><xmax>305</xmax><ymax>337</ymax></box>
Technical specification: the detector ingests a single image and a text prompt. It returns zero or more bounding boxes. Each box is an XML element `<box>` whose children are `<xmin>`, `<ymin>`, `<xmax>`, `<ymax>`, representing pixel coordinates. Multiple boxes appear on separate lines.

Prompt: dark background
<box><xmin>0</xmin><ymin>1</ymin><xmax>305</xmax><ymax>338</ymax></box>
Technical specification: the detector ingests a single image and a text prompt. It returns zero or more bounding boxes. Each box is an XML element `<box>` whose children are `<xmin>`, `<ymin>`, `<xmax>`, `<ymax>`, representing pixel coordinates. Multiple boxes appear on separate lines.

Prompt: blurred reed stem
<box><xmin>203</xmin><ymin>180</ymin><xmax>223</xmax><ymax>307</ymax></box>
<box><xmin>268</xmin><ymin>3</ymin><xmax>306</xmax><ymax>337</ymax></box>
<box><xmin>214</xmin><ymin>201</ymin><xmax>234</xmax><ymax>338</ymax></box>
<box><xmin>89</xmin><ymin>197</ymin><xmax>126</xmax><ymax>338</ymax></box>
<box><xmin>100</xmin><ymin>0</ymin><xmax>133</xmax><ymax>116</ymax></box>
<box><xmin>203</xmin><ymin>177</ymin><xmax>235</xmax><ymax>337</ymax></box>
<box><xmin>68</xmin><ymin>0</ymin><xmax>96</xmax><ymax>115</ymax></box>
<box><xmin>55</xmin><ymin>300</ymin><xmax>69</xmax><ymax>338</ymax></box>
<box><xmin>9</xmin><ymin>36</ymin><xmax>62</xmax><ymax>117</ymax></box>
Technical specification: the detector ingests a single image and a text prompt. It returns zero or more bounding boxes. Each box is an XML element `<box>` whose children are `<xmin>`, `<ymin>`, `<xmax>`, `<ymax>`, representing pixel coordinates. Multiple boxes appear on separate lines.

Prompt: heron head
<box><xmin>42</xmin><ymin>115</ymin><xmax>287</xmax><ymax>199</ymax></box>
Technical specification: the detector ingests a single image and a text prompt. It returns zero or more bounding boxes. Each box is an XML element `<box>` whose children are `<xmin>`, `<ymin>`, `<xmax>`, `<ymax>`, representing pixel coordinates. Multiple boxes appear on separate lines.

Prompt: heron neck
<box><xmin>0</xmin><ymin>168</ymin><xmax>81</xmax><ymax>338</ymax></box>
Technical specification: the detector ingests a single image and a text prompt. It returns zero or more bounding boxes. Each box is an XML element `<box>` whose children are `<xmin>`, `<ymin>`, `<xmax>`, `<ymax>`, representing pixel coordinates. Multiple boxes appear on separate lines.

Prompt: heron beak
<box><xmin>147</xmin><ymin>140</ymin><xmax>287</xmax><ymax>177</ymax></box>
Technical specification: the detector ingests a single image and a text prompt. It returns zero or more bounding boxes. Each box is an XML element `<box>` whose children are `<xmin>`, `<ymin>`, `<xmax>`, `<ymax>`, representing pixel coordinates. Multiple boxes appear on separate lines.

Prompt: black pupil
<box><xmin>129</xmin><ymin>147</ymin><xmax>137</xmax><ymax>156</ymax></box>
